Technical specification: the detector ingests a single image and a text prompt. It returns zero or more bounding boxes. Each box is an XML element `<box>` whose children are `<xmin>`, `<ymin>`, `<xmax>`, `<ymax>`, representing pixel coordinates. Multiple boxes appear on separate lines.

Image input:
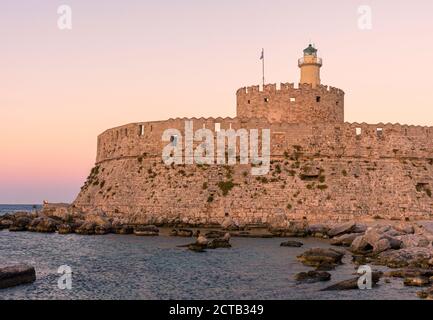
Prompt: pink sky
<box><xmin>1</xmin><ymin>0</ymin><xmax>433</xmax><ymax>203</ymax></box>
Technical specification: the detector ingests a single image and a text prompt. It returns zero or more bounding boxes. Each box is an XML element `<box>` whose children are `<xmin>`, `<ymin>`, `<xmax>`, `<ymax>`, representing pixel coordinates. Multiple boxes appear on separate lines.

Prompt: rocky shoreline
<box><xmin>2</xmin><ymin>207</ymin><xmax>433</xmax><ymax>299</ymax></box>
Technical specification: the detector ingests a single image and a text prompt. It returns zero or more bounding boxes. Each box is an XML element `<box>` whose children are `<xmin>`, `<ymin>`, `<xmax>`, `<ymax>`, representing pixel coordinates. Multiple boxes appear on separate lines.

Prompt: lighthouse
<box><xmin>298</xmin><ymin>44</ymin><xmax>322</xmax><ymax>88</ymax></box>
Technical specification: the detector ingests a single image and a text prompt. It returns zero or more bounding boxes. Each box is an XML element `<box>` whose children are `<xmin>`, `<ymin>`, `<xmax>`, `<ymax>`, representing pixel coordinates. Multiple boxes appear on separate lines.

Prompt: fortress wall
<box><xmin>73</xmin><ymin>154</ymin><xmax>433</xmax><ymax>226</ymax></box>
<box><xmin>96</xmin><ymin>119</ymin><xmax>433</xmax><ymax>164</ymax></box>
<box><xmin>236</xmin><ymin>83</ymin><xmax>345</xmax><ymax>124</ymax></box>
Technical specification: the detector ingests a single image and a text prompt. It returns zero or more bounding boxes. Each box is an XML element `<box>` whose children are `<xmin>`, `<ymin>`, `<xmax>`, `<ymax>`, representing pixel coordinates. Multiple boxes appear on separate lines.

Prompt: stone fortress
<box><xmin>73</xmin><ymin>45</ymin><xmax>433</xmax><ymax>227</ymax></box>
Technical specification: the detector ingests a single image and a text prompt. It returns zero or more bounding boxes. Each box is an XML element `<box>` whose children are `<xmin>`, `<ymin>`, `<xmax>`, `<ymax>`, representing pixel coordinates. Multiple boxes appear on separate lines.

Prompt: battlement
<box><xmin>95</xmin><ymin>118</ymin><xmax>433</xmax><ymax>165</ymax></box>
<box><xmin>236</xmin><ymin>83</ymin><xmax>345</xmax><ymax>124</ymax></box>
<box><xmin>236</xmin><ymin>83</ymin><xmax>345</xmax><ymax>96</ymax></box>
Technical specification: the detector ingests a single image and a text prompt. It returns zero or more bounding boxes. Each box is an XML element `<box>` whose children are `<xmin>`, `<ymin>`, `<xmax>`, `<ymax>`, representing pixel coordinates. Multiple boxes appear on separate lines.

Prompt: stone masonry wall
<box><xmin>73</xmin><ymin>118</ymin><xmax>433</xmax><ymax>226</ymax></box>
<box><xmin>236</xmin><ymin>83</ymin><xmax>345</xmax><ymax>124</ymax></box>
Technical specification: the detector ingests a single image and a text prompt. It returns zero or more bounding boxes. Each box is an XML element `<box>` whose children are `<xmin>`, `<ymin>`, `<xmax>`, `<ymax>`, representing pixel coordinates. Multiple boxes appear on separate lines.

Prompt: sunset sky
<box><xmin>1</xmin><ymin>0</ymin><xmax>433</xmax><ymax>204</ymax></box>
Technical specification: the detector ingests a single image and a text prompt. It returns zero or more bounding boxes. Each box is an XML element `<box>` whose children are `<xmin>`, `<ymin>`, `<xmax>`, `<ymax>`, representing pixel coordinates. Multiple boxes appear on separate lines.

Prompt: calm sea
<box><xmin>0</xmin><ymin>205</ymin><xmax>420</xmax><ymax>300</ymax></box>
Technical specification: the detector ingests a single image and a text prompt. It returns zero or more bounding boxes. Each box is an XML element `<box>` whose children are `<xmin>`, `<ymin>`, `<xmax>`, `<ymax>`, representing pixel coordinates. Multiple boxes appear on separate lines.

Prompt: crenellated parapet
<box><xmin>95</xmin><ymin>118</ymin><xmax>433</xmax><ymax>164</ymax></box>
<box><xmin>236</xmin><ymin>83</ymin><xmax>345</xmax><ymax>124</ymax></box>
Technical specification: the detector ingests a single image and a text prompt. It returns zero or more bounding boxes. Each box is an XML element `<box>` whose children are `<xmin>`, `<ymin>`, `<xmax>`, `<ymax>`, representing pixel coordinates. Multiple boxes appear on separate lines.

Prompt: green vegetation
<box><xmin>218</xmin><ymin>180</ymin><xmax>235</xmax><ymax>196</ymax></box>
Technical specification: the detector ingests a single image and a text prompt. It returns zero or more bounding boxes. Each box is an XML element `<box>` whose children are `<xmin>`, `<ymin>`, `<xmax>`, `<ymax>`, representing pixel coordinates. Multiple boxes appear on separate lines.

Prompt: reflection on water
<box><xmin>0</xmin><ymin>230</ymin><xmax>419</xmax><ymax>300</ymax></box>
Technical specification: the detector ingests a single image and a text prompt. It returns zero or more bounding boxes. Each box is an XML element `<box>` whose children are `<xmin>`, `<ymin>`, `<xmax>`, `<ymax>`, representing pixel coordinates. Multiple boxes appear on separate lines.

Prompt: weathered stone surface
<box><xmin>76</xmin><ymin>222</ymin><xmax>96</xmax><ymax>235</ymax></box>
<box><xmin>321</xmin><ymin>272</ymin><xmax>382</xmax><ymax>291</ymax></box>
<box><xmin>294</xmin><ymin>271</ymin><xmax>331</xmax><ymax>283</ymax></box>
<box><xmin>331</xmin><ymin>233</ymin><xmax>363</xmax><ymax>247</ymax></box>
<box><xmin>397</xmin><ymin>234</ymin><xmax>430</xmax><ymax>248</ymax></box>
<box><xmin>297</xmin><ymin>248</ymin><xmax>344</xmax><ymax>269</ymax></box>
<box><xmin>417</xmin><ymin>287</ymin><xmax>433</xmax><ymax>300</ymax></box>
<box><xmin>307</xmin><ymin>224</ymin><xmax>330</xmax><ymax>237</ymax></box>
<box><xmin>134</xmin><ymin>225</ymin><xmax>159</xmax><ymax>236</ymax></box>
<box><xmin>394</xmin><ymin>223</ymin><xmax>415</xmax><ymax>235</ymax></box>
<box><xmin>349</xmin><ymin>227</ymin><xmax>402</xmax><ymax>254</ymax></box>
<box><xmin>280</xmin><ymin>240</ymin><xmax>303</xmax><ymax>248</ymax></box>
<box><xmin>9</xmin><ymin>216</ymin><xmax>32</xmax><ymax>232</ymax></box>
<box><xmin>377</xmin><ymin>248</ymin><xmax>433</xmax><ymax>269</ymax></box>
<box><xmin>207</xmin><ymin>238</ymin><xmax>231</xmax><ymax>249</ymax></box>
<box><xmin>205</xmin><ymin>230</ymin><xmax>226</xmax><ymax>239</ymax></box>
<box><xmin>113</xmin><ymin>225</ymin><xmax>134</xmax><ymax>235</ymax></box>
<box><xmin>403</xmin><ymin>276</ymin><xmax>430</xmax><ymax>287</ymax></box>
<box><xmin>384</xmin><ymin>268</ymin><xmax>433</xmax><ymax>279</ymax></box>
<box><xmin>0</xmin><ymin>264</ymin><xmax>36</xmax><ymax>289</ymax></box>
<box><xmin>328</xmin><ymin>222</ymin><xmax>356</xmax><ymax>237</ymax></box>
<box><xmin>28</xmin><ymin>217</ymin><xmax>59</xmax><ymax>233</ymax></box>
<box><xmin>58</xmin><ymin>223</ymin><xmax>76</xmax><ymax>234</ymax></box>
<box><xmin>171</xmin><ymin>229</ymin><xmax>193</xmax><ymax>237</ymax></box>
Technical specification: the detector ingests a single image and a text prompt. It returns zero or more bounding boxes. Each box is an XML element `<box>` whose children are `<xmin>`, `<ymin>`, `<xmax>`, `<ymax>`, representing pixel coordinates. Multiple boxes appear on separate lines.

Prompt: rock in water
<box><xmin>0</xmin><ymin>264</ymin><xmax>36</xmax><ymax>289</ymax></box>
<box><xmin>171</xmin><ymin>229</ymin><xmax>193</xmax><ymax>237</ymax></box>
<box><xmin>331</xmin><ymin>233</ymin><xmax>363</xmax><ymax>247</ymax></box>
<box><xmin>294</xmin><ymin>271</ymin><xmax>331</xmax><ymax>283</ymax></box>
<box><xmin>134</xmin><ymin>225</ymin><xmax>159</xmax><ymax>236</ymax></box>
<box><xmin>328</xmin><ymin>222</ymin><xmax>356</xmax><ymax>237</ymax></box>
<box><xmin>321</xmin><ymin>272</ymin><xmax>383</xmax><ymax>291</ymax></box>
<box><xmin>9</xmin><ymin>217</ymin><xmax>32</xmax><ymax>232</ymax></box>
<box><xmin>417</xmin><ymin>287</ymin><xmax>433</xmax><ymax>299</ymax></box>
<box><xmin>280</xmin><ymin>241</ymin><xmax>304</xmax><ymax>248</ymax></box>
<box><xmin>297</xmin><ymin>248</ymin><xmax>345</xmax><ymax>269</ymax></box>
<box><xmin>207</xmin><ymin>238</ymin><xmax>231</xmax><ymax>249</ymax></box>
<box><xmin>205</xmin><ymin>230</ymin><xmax>226</xmax><ymax>239</ymax></box>
<box><xmin>188</xmin><ymin>244</ymin><xmax>207</xmax><ymax>252</ymax></box>
<box><xmin>403</xmin><ymin>276</ymin><xmax>430</xmax><ymax>287</ymax></box>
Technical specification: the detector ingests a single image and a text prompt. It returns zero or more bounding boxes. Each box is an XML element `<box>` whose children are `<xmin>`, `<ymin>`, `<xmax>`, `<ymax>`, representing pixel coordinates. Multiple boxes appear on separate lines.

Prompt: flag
<box><xmin>260</xmin><ymin>49</ymin><xmax>264</xmax><ymax>60</ymax></box>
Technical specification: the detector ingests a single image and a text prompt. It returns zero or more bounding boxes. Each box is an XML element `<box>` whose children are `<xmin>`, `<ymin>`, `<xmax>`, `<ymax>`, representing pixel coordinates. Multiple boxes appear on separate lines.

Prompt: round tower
<box><xmin>298</xmin><ymin>44</ymin><xmax>322</xmax><ymax>88</ymax></box>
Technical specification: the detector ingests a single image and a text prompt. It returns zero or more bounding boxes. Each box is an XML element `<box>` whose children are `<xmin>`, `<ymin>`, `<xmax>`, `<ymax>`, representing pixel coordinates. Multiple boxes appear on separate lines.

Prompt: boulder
<box><xmin>207</xmin><ymin>238</ymin><xmax>231</xmax><ymax>249</ymax></box>
<box><xmin>196</xmin><ymin>235</ymin><xmax>209</xmax><ymax>246</ymax></box>
<box><xmin>95</xmin><ymin>224</ymin><xmax>112</xmax><ymax>235</ymax></box>
<box><xmin>384</xmin><ymin>268</ymin><xmax>433</xmax><ymax>279</ymax></box>
<box><xmin>377</xmin><ymin>248</ymin><xmax>433</xmax><ymax>269</ymax></box>
<box><xmin>76</xmin><ymin>222</ymin><xmax>96</xmax><ymax>235</ymax></box>
<box><xmin>321</xmin><ymin>272</ymin><xmax>382</xmax><ymax>291</ymax></box>
<box><xmin>328</xmin><ymin>222</ymin><xmax>356</xmax><ymax>237</ymax></box>
<box><xmin>403</xmin><ymin>276</ymin><xmax>430</xmax><ymax>287</ymax></box>
<box><xmin>297</xmin><ymin>248</ymin><xmax>345</xmax><ymax>269</ymax></box>
<box><xmin>294</xmin><ymin>271</ymin><xmax>331</xmax><ymax>283</ymax></box>
<box><xmin>331</xmin><ymin>233</ymin><xmax>363</xmax><ymax>247</ymax></box>
<box><xmin>280</xmin><ymin>240</ymin><xmax>303</xmax><ymax>248</ymax></box>
<box><xmin>394</xmin><ymin>223</ymin><xmax>415</xmax><ymax>235</ymax></box>
<box><xmin>134</xmin><ymin>225</ymin><xmax>159</xmax><ymax>236</ymax></box>
<box><xmin>205</xmin><ymin>230</ymin><xmax>226</xmax><ymax>239</ymax></box>
<box><xmin>307</xmin><ymin>224</ymin><xmax>330</xmax><ymax>236</ymax></box>
<box><xmin>417</xmin><ymin>287</ymin><xmax>433</xmax><ymax>300</ymax></box>
<box><xmin>373</xmin><ymin>238</ymin><xmax>391</xmax><ymax>254</ymax></box>
<box><xmin>350</xmin><ymin>236</ymin><xmax>373</xmax><ymax>254</ymax></box>
<box><xmin>221</xmin><ymin>217</ymin><xmax>239</xmax><ymax>231</ymax></box>
<box><xmin>188</xmin><ymin>244</ymin><xmax>207</xmax><ymax>252</ymax></box>
<box><xmin>58</xmin><ymin>223</ymin><xmax>76</xmax><ymax>234</ymax></box>
<box><xmin>9</xmin><ymin>217</ymin><xmax>32</xmax><ymax>232</ymax></box>
<box><xmin>28</xmin><ymin>217</ymin><xmax>58</xmax><ymax>233</ymax></box>
<box><xmin>171</xmin><ymin>229</ymin><xmax>194</xmax><ymax>237</ymax></box>
<box><xmin>113</xmin><ymin>225</ymin><xmax>134</xmax><ymax>235</ymax></box>
<box><xmin>0</xmin><ymin>264</ymin><xmax>36</xmax><ymax>289</ymax></box>
<box><xmin>397</xmin><ymin>234</ymin><xmax>430</xmax><ymax>249</ymax></box>
<box><xmin>350</xmin><ymin>227</ymin><xmax>402</xmax><ymax>255</ymax></box>
<box><xmin>0</xmin><ymin>215</ymin><xmax>14</xmax><ymax>229</ymax></box>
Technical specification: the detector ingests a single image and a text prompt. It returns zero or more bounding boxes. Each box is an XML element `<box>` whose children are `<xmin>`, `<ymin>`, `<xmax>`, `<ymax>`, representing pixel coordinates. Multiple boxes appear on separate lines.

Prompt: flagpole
<box><xmin>262</xmin><ymin>48</ymin><xmax>265</xmax><ymax>86</ymax></box>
